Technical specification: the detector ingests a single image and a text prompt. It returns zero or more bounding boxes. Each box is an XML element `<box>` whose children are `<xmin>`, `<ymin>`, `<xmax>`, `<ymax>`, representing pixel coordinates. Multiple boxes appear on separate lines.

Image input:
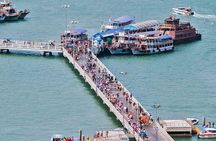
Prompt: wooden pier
<box><xmin>62</xmin><ymin>45</ymin><xmax>174</xmax><ymax>141</ymax></box>
<box><xmin>0</xmin><ymin>39</ymin><xmax>62</xmax><ymax>56</ymax></box>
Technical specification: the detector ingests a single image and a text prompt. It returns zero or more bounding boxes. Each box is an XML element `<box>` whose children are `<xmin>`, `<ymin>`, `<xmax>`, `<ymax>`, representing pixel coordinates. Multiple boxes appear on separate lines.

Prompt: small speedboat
<box><xmin>198</xmin><ymin>128</ymin><xmax>216</xmax><ymax>139</ymax></box>
<box><xmin>172</xmin><ymin>7</ymin><xmax>194</xmax><ymax>16</ymax></box>
<box><xmin>187</xmin><ymin>118</ymin><xmax>199</xmax><ymax>125</ymax></box>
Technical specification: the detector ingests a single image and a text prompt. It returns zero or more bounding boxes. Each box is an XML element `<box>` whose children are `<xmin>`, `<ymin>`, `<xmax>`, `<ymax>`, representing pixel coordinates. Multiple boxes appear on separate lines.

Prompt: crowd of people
<box><xmin>64</xmin><ymin>39</ymin><xmax>153</xmax><ymax>141</ymax></box>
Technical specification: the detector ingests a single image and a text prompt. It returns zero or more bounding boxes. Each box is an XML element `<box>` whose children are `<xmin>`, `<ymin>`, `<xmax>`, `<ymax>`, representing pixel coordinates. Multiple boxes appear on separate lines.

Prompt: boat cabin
<box><xmin>61</xmin><ymin>27</ymin><xmax>88</xmax><ymax>47</ymax></box>
<box><xmin>3</xmin><ymin>6</ymin><xmax>16</xmax><ymax>14</ymax></box>
<box><xmin>164</xmin><ymin>17</ymin><xmax>180</xmax><ymax>25</ymax></box>
<box><xmin>124</xmin><ymin>20</ymin><xmax>160</xmax><ymax>34</ymax></box>
<box><xmin>0</xmin><ymin>1</ymin><xmax>11</xmax><ymax>8</ymax></box>
<box><xmin>102</xmin><ymin>16</ymin><xmax>134</xmax><ymax>31</ymax></box>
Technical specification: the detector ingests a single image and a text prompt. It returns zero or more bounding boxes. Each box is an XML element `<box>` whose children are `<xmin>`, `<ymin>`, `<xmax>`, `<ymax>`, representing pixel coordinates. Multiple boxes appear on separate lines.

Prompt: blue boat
<box><xmin>101</xmin><ymin>15</ymin><xmax>135</xmax><ymax>31</ymax></box>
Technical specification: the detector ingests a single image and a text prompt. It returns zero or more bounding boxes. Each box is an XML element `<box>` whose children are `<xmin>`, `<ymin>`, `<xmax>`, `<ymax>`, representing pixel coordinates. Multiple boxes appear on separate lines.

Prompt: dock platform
<box><xmin>0</xmin><ymin>39</ymin><xmax>62</xmax><ymax>56</ymax></box>
<box><xmin>160</xmin><ymin>120</ymin><xmax>192</xmax><ymax>137</ymax></box>
<box><xmin>95</xmin><ymin>128</ymin><xmax>129</xmax><ymax>141</ymax></box>
<box><xmin>62</xmin><ymin>43</ymin><xmax>174</xmax><ymax>141</ymax></box>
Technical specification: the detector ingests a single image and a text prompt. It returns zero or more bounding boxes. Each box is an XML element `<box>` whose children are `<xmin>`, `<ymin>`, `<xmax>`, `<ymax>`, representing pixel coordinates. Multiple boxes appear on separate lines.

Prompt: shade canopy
<box><xmin>124</xmin><ymin>20</ymin><xmax>160</xmax><ymax>30</ymax></box>
<box><xmin>67</xmin><ymin>27</ymin><xmax>87</xmax><ymax>35</ymax></box>
<box><xmin>93</xmin><ymin>29</ymin><xmax>124</xmax><ymax>38</ymax></box>
<box><xmin>112</xmin><ymin>16</ymin><xmax>134</xmax><ymax>24</ymax></box>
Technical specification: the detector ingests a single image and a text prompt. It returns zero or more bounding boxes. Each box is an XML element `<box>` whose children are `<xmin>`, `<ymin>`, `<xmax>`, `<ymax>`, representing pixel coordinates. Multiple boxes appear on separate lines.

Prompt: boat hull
<box><xmin>0</xmin><ymin>13</ymin><xmax>6</xmax><ymax>22</ymax></box>
<box><xmin>198</xmin><ymin>134</ymin><xmax>216</xmax><ymax>139</ymax></box>
<box><xmin>132</xmin><ymin>46</ymin><xmax>174</xmax><ymax>55</ymax></box>
<box><xmin>4</xmin><ymin>14</ymin><xmax>20</xmax><ymax>21</ymax></box>
<box><xmin>174</xmin><ymin>34</ymin><xmax>201</xmax><ymax>45</ymax></box>
<box><xmin>108</xmin><ymin>48</ymin><xmax>131</xmax><ymax>55</ymax></box>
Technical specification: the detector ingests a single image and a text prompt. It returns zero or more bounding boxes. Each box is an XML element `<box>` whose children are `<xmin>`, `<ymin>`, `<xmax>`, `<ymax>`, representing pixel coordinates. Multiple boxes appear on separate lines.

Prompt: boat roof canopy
<box><xmin>112</xmin><ymin>16</ymin><xmax>134</xmax><ymax>24</ymax></box>
<box><xmin>94</xmin><ymin>29</ymin><xmax>123</xmax><ymax>38</ymax></box>
<box><xmin>67</xmin><ymin>27</ymin><xmax>87</xmax><ymax>35</ymax></box>
<box><xmin>157</xmin><ymin>35</ymin><xmax>172</xmax><ymax>39</ymax></box>
<box><xmin>124</xmin><ymin>20</ymin><xmax>160</xmax><ymax>30</ymax></box>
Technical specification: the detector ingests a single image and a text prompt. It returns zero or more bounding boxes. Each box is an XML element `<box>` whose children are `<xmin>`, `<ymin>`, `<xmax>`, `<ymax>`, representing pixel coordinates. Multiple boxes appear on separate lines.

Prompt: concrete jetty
<box><xmin>62</xmin><ymin>42</ymin><xmax>174</xmax><ymax>141</ymax></box>
<box><xmin>0</xmin><ymin>39</ymin><xmax>62</xmax><ymax>56</ymax></box>
<box><xmin>0</xmin><ymin>37</ymin><xmax>175</xmax><ymax>140</ymax></box>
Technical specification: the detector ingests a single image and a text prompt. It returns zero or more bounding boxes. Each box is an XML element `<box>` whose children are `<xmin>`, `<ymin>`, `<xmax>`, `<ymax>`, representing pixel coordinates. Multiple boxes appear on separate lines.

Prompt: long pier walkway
<box><xmin>0</xmin><ymin>39</ymin><xmax>62</xmax><ymax>56</ymax></box>
<box><xmin>62</xmin><ymin>42</ymin><xmax>174</xmax><ymax>141</ymax></box>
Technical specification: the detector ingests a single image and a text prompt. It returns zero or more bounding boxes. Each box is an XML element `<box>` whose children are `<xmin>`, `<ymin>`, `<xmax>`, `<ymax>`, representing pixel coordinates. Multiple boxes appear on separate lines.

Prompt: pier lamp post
<box><xmin>152</xmin><ymin>104</ymin><xmax>160</xmax><ymax>141</ymax></box>
<box><xmin>62</xmin><ymin>4</ymin><xmax>70</xmax><ymax>30</ymax></box>
<box><xmin>152</xmin><ymin>104</ymin><xmax>161</xmax><ymax>122</ymax></box>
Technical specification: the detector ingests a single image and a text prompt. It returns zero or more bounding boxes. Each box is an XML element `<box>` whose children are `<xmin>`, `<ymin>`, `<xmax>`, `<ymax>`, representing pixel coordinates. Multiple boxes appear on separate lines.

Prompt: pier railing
<box><xmin>0</xmin><ymin>39</ymin><xmax>62</xmax><ymax>51</ymax></box>
<box><xmin>62</xmin><ymin>47</ymin><xmax>174</xmax><ymax>141</ymax></box>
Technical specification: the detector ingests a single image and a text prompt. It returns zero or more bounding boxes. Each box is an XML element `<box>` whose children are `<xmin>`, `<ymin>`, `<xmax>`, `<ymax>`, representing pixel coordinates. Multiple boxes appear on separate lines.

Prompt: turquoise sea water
<box><xmin>0</xmin><ymin>0</ymin><xmax>216</xmax><ymax>141</ymax></box>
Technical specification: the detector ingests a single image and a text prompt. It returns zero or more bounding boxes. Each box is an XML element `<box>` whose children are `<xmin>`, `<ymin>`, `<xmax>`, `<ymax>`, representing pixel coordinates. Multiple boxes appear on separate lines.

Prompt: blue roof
<box><xmin>124</xmin><ymin>20</ymin><xmax>160</xmax><ymax>31</ymax></box>
<box><xmin>69</xmin><ymin>27</ymin><xmax>87</xmax><ymax>35</ymax></box>
<box><xmin>112</xmin><ymin>16</ymin><xmax>134</xmax><ymax>24</ymax></box>
<box><xmin>157</xmin><ymin>35</ymin><xmax>172</xmax><ymax>39</ymax></box>
<box><xmin>124</xmin><ymin>25</ymin><xmax>136</xmax><ymax>30</ymax></box>
<box><xmin>93</xmin><ymin>29</ymin><xmax>124</xmax><ymax>38</ymax></box>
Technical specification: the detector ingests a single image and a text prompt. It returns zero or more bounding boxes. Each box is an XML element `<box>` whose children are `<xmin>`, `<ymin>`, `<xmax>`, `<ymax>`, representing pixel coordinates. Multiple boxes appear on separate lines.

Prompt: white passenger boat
<box><xmin>172</xmin><ymin>7</ymin><xmax>194</xmax><ymax>16</ymax></box>
<box><xmin>101</xmin><ymin>16</ymin><xmax>134</xmax><ymax>31</ymax></box>
<box><xmin>198</xmin><ymin>128</ymin><xmax>216</xmax><ymax>139</ymax></box>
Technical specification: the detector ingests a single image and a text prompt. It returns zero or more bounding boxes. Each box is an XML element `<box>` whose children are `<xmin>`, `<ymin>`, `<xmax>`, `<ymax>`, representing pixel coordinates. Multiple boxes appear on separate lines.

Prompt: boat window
<box><xmin>209</xmin><ymin>130</ymin><xmax>216</xmax><ymax>133</ymax></box>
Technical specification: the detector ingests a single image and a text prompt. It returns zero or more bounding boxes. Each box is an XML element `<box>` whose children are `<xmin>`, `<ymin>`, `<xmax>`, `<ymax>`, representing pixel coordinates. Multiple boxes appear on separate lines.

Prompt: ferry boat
<box><xmin>61</xmin><ymin>27</ymin><xmax>88</xmax><ymax>48</ymax></box>
<box><xmin>0</xmin><ymin>0</ymin><xmax>30</xmax><ymax>21</ymax></box>
<box><xmin>101</xmin><ymin>16</ymin><xmax>134</xmax><ymax>31</ymax></box>
<box><xmin>131</xmin><ymin>35</ymin><xmax>174</xmax><ymax>55</ymax></box>
<box><xmin>50</xmin><ymin>134</ymin><xmax>63</xmax><ymax>141</ymax></box>
<box><xmin>172</xmin><ymin>7</ymin><xmax>194</xmax><ymax>16</ymax></box>
<box><xmin>157</xmin><ymin>16</ymin><xmax>201</xmax><ymax>44</ymax></box>
<box><xmin>109</xmin><ymin>32</ymin><xmax>174</xmax><ymax>55</ymax></box>
<box><xmin>198</xmin><ymin>128</ymin><xmax>216</xmax><ymax>139</ymax></box>
<box><xmin>108</xmin><ymin>32</ymin><xmax>132</xmax><ymax>55</ymax></box>
<box><xmin>92</xmin><ymin>29</ymin><xmax>123</xmax><ymax>55</ymax></box>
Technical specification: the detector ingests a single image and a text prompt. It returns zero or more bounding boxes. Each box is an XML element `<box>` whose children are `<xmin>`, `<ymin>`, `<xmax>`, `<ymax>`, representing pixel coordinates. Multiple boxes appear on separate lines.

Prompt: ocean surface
<box><xmin>0</xmin><ymin>0</ymin><xmax>216</xmax><ymax>141</ymax></box>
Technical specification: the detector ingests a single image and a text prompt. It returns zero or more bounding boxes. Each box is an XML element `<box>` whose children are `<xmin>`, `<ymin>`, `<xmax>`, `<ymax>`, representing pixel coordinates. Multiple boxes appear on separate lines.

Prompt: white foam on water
<box><xmin>193</xmin><ymin>12</ymin><xmax>216</xmax><ymax>20</ymax></box>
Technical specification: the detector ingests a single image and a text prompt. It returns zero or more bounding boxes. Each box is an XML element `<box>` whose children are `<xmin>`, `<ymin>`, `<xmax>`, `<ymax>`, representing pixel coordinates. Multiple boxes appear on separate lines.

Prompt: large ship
<box><xmin>157</xmin><ymin>16</ymin><xmax>201</xmax><ymax>44</ymax></box>
<box><xmin>109</xmin><ymin>32</ymin><xmax>174</xmax><ymax>55</ymax></box>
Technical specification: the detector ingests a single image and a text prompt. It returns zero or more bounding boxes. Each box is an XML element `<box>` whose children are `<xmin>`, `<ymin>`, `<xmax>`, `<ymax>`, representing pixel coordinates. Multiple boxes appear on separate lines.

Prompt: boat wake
<box><xmin>193</xmin><ymin>12</ymin><xmax>216</xmax><ymax>21</ymax></box>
